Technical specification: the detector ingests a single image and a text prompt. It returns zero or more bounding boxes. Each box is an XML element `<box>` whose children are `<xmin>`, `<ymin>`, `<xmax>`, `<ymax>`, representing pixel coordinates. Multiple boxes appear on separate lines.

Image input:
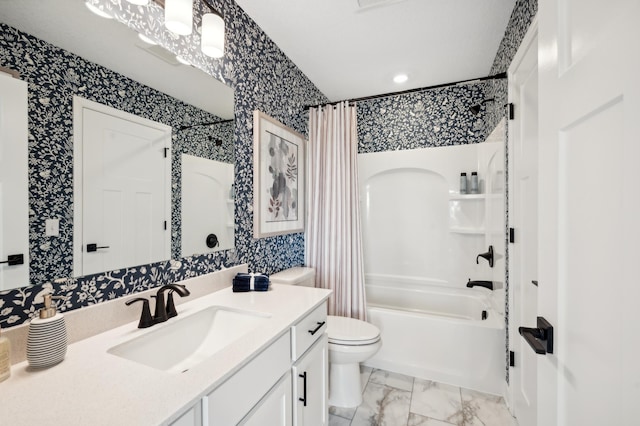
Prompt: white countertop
<box><xmin>0</xmin><ymin>283</ymin><xmax>331</xmax><ymax>425</ymax></box>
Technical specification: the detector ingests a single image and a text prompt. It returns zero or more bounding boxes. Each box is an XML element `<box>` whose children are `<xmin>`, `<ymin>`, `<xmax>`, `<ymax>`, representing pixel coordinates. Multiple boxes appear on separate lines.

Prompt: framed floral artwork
<box><xmin>253</xmin><ymin>110</ymin><xmax>305</xmax><ymax>238</ymax></box>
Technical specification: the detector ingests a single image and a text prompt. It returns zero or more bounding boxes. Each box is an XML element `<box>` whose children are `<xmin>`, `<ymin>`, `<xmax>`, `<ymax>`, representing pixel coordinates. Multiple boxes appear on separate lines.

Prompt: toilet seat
<box><xmin>327</xmin><ymin>315</ymin><xmax>380</xmax><ymax>346</ymax></box>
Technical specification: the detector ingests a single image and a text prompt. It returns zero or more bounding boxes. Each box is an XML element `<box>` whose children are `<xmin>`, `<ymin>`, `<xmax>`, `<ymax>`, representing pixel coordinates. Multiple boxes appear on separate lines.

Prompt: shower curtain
<box><xmin>306</xmin><ymin>102</ymin><xmax>367</xmax><ymax>320</ymax></box>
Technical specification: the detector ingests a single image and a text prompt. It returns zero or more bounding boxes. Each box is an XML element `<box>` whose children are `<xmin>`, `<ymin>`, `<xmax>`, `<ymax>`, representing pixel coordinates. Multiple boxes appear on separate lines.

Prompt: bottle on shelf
<box><xmin>460</xmin><ymin>172</ymin><xmax>468</xmax><ymax>194</ymax></box>
<box><xmin>470</xmin><ymin>172</ymin><xmax>479</xmax><ymax>194</ymax></box>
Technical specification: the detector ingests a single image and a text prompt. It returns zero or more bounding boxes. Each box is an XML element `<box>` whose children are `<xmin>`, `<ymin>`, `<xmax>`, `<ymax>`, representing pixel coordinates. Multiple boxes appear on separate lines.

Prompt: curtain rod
<box><xmin>304</xmin><ymin>71</ymin><xmax>507</xmax><ymax>111</ymax></box>
<box><xmin>177</xmin><ymin>118</ymin><xmax>234</xmax><ymax>131</ymax></box>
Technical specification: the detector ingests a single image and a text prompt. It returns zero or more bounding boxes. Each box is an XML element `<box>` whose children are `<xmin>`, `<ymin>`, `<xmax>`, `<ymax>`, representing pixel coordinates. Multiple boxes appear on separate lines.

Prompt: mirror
<box><xmin>0</xmin><ymin>0</ymin><xmax>235</xmax><ymax>290</ymax></box>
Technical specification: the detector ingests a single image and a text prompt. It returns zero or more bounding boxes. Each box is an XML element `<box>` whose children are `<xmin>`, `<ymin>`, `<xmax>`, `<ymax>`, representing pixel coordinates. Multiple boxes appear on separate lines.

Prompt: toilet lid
<box><xmin>327</xmin><ymin>315</ymin><xmax>380</xmax><ymax>345</ymax></box>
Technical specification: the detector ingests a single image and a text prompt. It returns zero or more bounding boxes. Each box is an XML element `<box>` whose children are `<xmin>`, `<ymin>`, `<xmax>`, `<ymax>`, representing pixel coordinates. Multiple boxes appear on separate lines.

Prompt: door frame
<box><xmin>72</xmin><ymin>96</ymin><xmax>172</xmax><ymax>276</ymax></box>
<box><xmin>506</xmin><ymin>15</ymin><xmax>538</xmax><ymax>415</ymax></box>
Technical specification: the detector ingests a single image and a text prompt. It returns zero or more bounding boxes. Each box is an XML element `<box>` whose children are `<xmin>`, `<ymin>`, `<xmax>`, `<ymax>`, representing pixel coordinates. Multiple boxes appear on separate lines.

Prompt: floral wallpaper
<box><xmin>0</xmin><ymin>0</ymin><xmax>326</xmax><ymax>328</ymax></box>
<box><xmin>356</xmin><ymin>83</ymin><xmax>489</xmax><ymax>153</ymax></box>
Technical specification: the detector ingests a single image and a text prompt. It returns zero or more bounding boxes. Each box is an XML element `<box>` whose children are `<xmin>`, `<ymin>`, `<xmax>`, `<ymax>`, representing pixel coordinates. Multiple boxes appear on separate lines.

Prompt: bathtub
<box><xmin>364</xmin><ymin>274</ymin><xmax>505</xmax><ymax>395</ymax></box>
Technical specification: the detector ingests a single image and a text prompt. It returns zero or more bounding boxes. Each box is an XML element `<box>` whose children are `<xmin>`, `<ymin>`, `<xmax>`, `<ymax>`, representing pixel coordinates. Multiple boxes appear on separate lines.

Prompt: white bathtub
<box><xmin>364</xmin><ymin>274</ymin><xmax>505</xmax><ymax>395</ymax></box>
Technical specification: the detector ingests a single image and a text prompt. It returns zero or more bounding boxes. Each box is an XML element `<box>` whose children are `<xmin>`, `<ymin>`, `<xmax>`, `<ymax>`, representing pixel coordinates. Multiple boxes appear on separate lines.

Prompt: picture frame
<box><xmin>253</xmin><ymin>110</ymin><xmax>305</xmax><ymax>238</ymax></box>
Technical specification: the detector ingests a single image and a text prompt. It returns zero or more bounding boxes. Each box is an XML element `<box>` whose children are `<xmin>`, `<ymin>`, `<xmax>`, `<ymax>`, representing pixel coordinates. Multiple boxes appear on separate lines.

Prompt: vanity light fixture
<box><xmin>393</xmin><ymin>73</ymin><xmax>408</xmax><ymax>84</ymax></box>
<box><xmin>201</xmin><ymin>6</ymin><xmax>225</xmax><ymax>58</ymax></box>
<box><xmin>165</xmin><ymin>0</ymin><xmax>193</xmax><ymax>35</ymax></box>
<box><xmin>84</xmin><ymin>1</ymin><xmax>113</xmax><ymax>19</ymax></box>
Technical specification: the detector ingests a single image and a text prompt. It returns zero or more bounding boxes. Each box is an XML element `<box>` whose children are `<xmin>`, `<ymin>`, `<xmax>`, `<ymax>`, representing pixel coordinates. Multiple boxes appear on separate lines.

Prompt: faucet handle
<box><xmin>125</xmin><ymin>297</ymin><xmax>154</xmax><ymax>328</ymax></box>
<box><xmin>166</xmin><ymin>290</ymin><xmax>178</xmax><ymax>319</ymax></box>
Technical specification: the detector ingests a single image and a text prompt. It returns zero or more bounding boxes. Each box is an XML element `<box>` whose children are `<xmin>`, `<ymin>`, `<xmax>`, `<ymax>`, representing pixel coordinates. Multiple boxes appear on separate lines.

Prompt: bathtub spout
<box><xmin>467</xmin><ymin>279</ymin><xmax>494</xmax><ymax>290</ymax></box>
<box><xmin>476</xmin><ymin>245</ymin><xmax>494</xmax><ymax>267</ymax></box>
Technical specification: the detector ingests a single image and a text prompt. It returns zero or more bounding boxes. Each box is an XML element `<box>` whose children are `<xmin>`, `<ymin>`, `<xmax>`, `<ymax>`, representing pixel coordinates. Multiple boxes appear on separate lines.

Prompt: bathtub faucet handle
<box><xmin>476</xmin><ymin>245</ymin><xmax>494</xmax><ymax>267</ymax></box>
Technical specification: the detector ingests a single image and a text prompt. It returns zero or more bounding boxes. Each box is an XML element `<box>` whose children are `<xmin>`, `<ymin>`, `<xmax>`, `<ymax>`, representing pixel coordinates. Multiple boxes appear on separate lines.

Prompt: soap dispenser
<box><xmin>26</xmin><ymin>294</ymin><xmax>68</xmax><ymax>369</ymax></box>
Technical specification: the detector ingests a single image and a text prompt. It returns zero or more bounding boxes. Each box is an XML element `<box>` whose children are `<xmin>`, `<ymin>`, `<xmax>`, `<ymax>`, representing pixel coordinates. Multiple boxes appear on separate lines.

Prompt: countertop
<box><xmin>0</xmin><ymin>282</ymin><xmax>331</xmax><ymax>425</ymax></box>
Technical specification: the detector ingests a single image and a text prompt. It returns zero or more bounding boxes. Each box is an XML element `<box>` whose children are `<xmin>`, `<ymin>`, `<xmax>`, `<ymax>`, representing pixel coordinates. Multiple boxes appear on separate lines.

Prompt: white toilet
<box><xmin>270</xmin><ymin>267</ymin><xmax>381</xmax><ymax>408</ymax></box>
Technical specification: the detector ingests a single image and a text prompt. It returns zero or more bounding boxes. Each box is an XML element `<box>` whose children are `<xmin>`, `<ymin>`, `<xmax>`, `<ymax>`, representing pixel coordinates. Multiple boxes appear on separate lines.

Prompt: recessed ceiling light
<box><xmin>138</xmin><ymin>33</ymin><xmax>157</xmax><ymax>45</ymax></box>
<box><xmin>175</xmin><ymin>55</ymin><xmax>191</xmax><ymax>65</ymax></box>
<box><xmin>85</xmin><ymin>2</ymin><xmax>113</xmax><ymax>19</ymax></box>
<box><xmin>393</xmin><ymin>74</ymin><xmax>408</xmax><ymax>84</ymax></box>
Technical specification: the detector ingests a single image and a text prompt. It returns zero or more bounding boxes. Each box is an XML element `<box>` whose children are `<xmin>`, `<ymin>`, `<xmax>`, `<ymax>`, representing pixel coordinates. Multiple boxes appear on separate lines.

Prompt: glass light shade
<box><xmin>165</xmin><ymin>0</ymin><xmax>193</xmax><ymax>36</ymax></box>
<box><xmin>201</xmin><ymin>13</ymin><xmax>225</xmax><ymax>58</ymax></box>
<box><xmin>125</xmin><ymin>0</ymin><xmax>149</xmax><ymax>5</ymax></box>
<box><xmin>85</xmin><ymin>1</ymin><xmax>113</xmax><ymax>19</ymax></box>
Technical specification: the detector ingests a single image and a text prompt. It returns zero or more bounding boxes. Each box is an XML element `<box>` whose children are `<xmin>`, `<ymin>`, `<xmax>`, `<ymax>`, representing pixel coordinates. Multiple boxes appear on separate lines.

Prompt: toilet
<box><xmin>270</xmin><ymin>267</ymin><xmax>381</xmax><ymax>408</ymax></box>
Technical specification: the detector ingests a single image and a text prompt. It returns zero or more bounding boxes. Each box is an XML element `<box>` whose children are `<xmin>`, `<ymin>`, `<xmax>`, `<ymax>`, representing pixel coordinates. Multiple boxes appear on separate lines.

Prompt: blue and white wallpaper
<box><xmin>356</xmin><ymin>84</ymin><xmax>489</xmax><ymax>153</ymax></box>
<box><xmin>0</xmin><ymin>0</ymin><xmax>326</xmax><ymax>328</ymax></box>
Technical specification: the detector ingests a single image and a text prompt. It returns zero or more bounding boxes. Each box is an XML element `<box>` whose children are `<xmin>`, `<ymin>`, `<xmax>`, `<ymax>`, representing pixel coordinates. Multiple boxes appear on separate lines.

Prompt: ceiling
<box><xmin>235</xmin><ymin>0</ymin><xmax>516</xmax><ymax>101</ymax></box>
<box><xmin>0</xmin><ymin>0</ymin><xmax>234</xmax><ymax>119</ymax></box>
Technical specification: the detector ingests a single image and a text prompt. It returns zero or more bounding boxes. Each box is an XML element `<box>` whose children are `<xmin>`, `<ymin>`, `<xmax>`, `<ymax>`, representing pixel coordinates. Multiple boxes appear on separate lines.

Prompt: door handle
<box><xmin>0</xmin><ymin>253</ymin><xmax>24</xmax><ymax>266</ymax></box>
<box><xmin>519</xmin><ymin>316</ymin><xmax>554</xmax><ymax>354</ymax></box>
<box><xmin>86</xmin><ymin>244</ymin><xmax>110</xmax><ymax>252</ymax></box>
<box><xmin>298</xmin><ymin>372</ymin><xmax>307</xmax><ymax>407</ymax></box>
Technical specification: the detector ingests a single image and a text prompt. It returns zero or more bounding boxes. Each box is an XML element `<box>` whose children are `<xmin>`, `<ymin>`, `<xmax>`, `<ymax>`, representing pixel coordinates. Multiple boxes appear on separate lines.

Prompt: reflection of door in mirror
<box><xmin>73</xmin><ymin>98</ymin><xmax>171</xmax><ymax>277</ymax></box>
<box><xmin>181</xmin><ymin>155</ymin><xmax>234</xmax><ymax>257</ymax></box>
<box><xmin>0</xmin><ymin>74</ymin><xmax>29</xmax><ymax>290</ymax></box>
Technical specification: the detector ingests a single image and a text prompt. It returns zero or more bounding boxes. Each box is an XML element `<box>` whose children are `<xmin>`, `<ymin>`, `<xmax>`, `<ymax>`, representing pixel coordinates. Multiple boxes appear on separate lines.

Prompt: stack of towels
<box><xmin>232</xmin><ymin>273</ymin><xmax>270</xmax><ymax>292</ymax></box>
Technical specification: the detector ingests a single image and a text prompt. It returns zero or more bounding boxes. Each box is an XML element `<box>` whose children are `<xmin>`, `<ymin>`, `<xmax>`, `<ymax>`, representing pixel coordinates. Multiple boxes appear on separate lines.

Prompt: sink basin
<box><xmin>108</xmin><ymin>306</ymin><xmax>271</xmax><ymax>373</ymax></box>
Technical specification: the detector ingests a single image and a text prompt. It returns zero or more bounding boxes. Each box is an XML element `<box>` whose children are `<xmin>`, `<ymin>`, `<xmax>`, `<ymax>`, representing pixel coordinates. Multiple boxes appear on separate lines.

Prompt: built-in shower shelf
<box><xmin>449</xmin><ymin>194</ymin><xmax>485</xmax><ymax>200</ymax></box>
<box><xmin>449</xmin><ymin>226</ymin><xmax>485</xmax><ymax>234</ymax></box>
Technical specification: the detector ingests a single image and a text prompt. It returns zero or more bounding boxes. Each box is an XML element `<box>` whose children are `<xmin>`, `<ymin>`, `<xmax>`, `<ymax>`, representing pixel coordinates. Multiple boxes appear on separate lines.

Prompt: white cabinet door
<box><xmin>241</xmin><ymin>372</ymin><xmax>292</xmax><ymax>426</ymax></box>
<box><xmin>292</xmin><ymin>334</ymin><xmax>328</xmax><ymax>426</ymax></box>
<box><xmin>170</xmin><ymin>401</ymin><xmax>202</xmax><ymax>426</ymax></box>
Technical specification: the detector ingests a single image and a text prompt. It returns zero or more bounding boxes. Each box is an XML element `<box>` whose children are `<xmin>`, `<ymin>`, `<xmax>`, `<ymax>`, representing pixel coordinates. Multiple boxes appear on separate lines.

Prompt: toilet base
<box><xmin>328</xmin><ymin>362</ymin><xmax>363</xmax><ymax>408</ymax></box>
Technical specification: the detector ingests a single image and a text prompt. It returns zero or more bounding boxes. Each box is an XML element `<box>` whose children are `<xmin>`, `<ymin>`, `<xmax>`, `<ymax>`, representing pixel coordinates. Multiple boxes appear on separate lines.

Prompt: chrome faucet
<box><xmin>126</xmin><ymin>284</ymin><xmax>190</xmax><ymax>329</ymax></box>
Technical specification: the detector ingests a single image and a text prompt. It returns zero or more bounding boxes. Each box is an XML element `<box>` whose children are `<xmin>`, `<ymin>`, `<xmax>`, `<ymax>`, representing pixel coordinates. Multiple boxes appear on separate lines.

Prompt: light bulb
<box><xmin>201</xmin><ymin>12</ymin><xmax>225</xmax><ymax>58</ymax></box>
<box><xmin>165</xmin><ymin>0</ymin><xmax>193</xmax><ymax>36</ymax></box>
<box><xmin>85</xmin><ymin>1</ymin><xmax>113</xmax><ymax>19</ymax></box>
<box><xmin>138</xmin><ymin>33</ymin><xmax>157</xmax><ymax>45</ymax></box>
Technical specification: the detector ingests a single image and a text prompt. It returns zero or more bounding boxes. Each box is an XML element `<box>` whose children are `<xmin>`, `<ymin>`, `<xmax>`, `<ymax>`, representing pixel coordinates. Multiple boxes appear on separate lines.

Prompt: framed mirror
<box><xmin>0</xmin><ymin>0</ymin><xmax>235</xmax><ymax>291</ymax></box>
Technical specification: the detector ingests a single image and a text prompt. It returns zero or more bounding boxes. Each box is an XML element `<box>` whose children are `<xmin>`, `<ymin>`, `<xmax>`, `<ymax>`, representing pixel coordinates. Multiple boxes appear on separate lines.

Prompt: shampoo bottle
<box><xmin>0</xmin><ymin>326</ymin><xmax>10</xmax><ymax>382</ymax></box>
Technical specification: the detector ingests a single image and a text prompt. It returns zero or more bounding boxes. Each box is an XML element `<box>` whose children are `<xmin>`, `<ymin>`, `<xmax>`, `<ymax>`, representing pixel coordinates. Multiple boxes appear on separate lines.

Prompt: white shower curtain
<box><xmin>306</xmin><ymin>102</ymin><xmax>367</xmax><ymax>320</ymax></box>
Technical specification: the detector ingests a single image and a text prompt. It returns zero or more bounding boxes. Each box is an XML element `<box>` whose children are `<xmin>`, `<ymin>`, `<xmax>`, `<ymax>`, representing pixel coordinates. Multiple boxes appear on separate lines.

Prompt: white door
<box><xmin>508</xmin><ymin>19</ymin><xmax>538</xmax><ymax>426</ymax></box>
<box><xmin>73</xmin><ymin>98</ymin><xmax>171</xmax><ymax>276</ymax></box>
<box><xmin>0</xmin><ymin>73</ymin><xmax>29</xmax><ymax>290</ymax></box>
<box><xmin>538</xmin><ymin>1</ymin><xmax>640</xmax><ymax>424</ymax></box>
<box><xmin>241</xmin><ymin>372</ymin><xmax>292</xmax><ymax>426</ymax></box>
<box><xmin>181</xmin><ymin>154</ymin><xmax>234</xmax><ymax>257</ymax></box>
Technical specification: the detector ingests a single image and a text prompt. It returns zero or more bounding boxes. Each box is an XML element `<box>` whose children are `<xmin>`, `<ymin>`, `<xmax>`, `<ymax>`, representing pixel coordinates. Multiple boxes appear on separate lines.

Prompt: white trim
<box><xmin>506</xmin><ymin>14</ymin><xmax>538</xmax><ymax>418</ymax></box>
<box><xmin>72</xmin><ymin>96</ymin><xmax>172</xmax><ymax>277</ymax></box>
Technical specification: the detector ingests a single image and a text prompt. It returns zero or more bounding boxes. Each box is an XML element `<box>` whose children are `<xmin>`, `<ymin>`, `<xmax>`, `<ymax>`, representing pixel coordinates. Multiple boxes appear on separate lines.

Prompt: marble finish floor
<box><xmin>329</xmin><ymin>367</ymin><xmax>518</xmax><ymax>426</ymax></box>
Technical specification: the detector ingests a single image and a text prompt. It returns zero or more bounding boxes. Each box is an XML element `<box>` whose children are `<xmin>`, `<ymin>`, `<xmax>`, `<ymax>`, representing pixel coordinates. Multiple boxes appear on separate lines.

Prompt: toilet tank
<box><xmin>270</xmin><ymin>267</ymin><xmax>316</xmax><ymax>287</ymax></box>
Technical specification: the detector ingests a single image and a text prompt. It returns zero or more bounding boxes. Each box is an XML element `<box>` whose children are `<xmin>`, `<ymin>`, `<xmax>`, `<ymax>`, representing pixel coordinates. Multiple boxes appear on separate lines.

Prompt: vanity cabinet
<box><xmin>292</xmin><ymin>335</ymin><xmax>328</xmax><ymax>426</ymax></box>
<box><xmin>169</xmin><ymin>301</ymin><xmax>328</xmax><ymax>426</ymax></box>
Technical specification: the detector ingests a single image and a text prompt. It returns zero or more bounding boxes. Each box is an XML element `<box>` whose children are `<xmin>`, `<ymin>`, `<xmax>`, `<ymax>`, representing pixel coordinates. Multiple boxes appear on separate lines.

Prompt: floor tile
<box><xmin>361</xmin><ymin>365</ymin><xmax>373</xmax><ymax>391</ymax></box>
<box><xmin>460</xmin><ymin>388</ymin><xmax>518</xmax><ymax>426</ymax></box>
<box><xmin>329</xmin><ymin>413</ymin><xmax>352</xmax><ymax>426</ymax></box>
<box><xmin>408</xmin><ymin>412</ymin><xmax>456</xmax><ymax>425</ymax></box>
<box><xmin>370</xmin><ymin>368</ymin><xmax>414</xmax><ymax>392</ymax></box>
<box><xmin>351</xmin><ymin>381</ymin><xmax>411</xmax><ymax>426</ymax></box>
<box><xmin>410</xmin><ymin>379</ymin><xmax>462</xmax><ymax>423</ymax></box>
<box><xmin>330</xmin><ymin>405</ymin><xmax>357</xmax><ymax>420</ymax></box>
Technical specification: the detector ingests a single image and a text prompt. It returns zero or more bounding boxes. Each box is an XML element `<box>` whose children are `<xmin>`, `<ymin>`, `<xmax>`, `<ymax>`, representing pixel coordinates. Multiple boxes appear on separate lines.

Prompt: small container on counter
<box><xmin>0</xmin><ymin>325</ymin><xmax>11</xmax><ymax>382</ymax></box>
<box><xmin>26</xmin><ymin>294</ymin><xmax>68</xmax><ymax>369</ymax></box>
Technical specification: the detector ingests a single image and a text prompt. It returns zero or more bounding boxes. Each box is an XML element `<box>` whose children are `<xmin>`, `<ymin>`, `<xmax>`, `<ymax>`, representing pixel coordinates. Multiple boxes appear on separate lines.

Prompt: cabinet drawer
<box><xmin>206</xmin><ymin>331</ymin><xmax>291</xmax><ymax>425</ymax></box>
<box><xmin>291</xmin><ymin>302</ymin><xmax>327</xmax><ymax>361</ymax></box>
